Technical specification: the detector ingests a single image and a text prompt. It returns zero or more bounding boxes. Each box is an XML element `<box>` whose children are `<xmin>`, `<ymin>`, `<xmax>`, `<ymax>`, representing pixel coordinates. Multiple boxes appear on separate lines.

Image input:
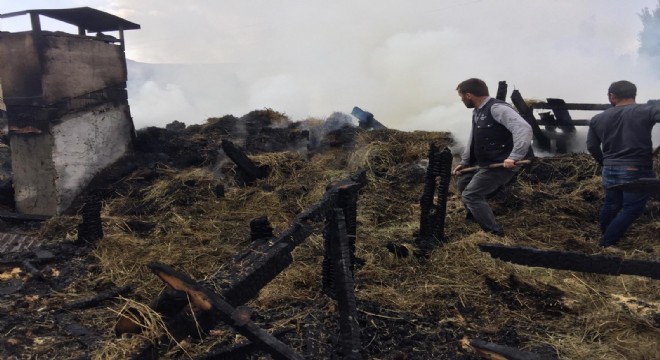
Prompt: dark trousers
<box><xmin>599</xmin><ymin>165</ymin><xmax>655</xmax><ymax>247</ymax></box>
<box><xmin>457</xmin><ymin>168</ymin><xmax>515</xmax><ymax>234</ymax></box>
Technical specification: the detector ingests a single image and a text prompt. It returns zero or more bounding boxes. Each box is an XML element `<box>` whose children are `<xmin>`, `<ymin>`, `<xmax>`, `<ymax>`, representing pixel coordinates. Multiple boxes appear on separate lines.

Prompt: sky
<box><xmin>1</xmin><ymin>0</ymin><xmax>659</xmax><ymax>150</ymax></box>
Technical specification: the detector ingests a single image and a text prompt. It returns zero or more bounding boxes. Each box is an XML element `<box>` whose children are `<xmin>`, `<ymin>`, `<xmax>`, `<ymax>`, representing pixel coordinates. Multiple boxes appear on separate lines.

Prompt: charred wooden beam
<box><xmin>537</xmin><ymin>112</ymin><xmax>590</xmax><ymax>128</ymax></box>
<box><xmin>414</xmin><ymin>145</ymin><xmax>452</xmax><ymax>256</ymax></box>
<box><xmin>336</xmin><ymin>171</ymin><xmax>364</xmax><ymax>271</ymax></box>
<box><xmin>495</xmin><ymin>81</ymin><xmax>508</xmax><ymax>101</ymax></box>
<box><xmin>250</xmin><ymin>216</ymin><xmax>274</xmax><ymax>241</ymax></box>
<box><xmin>76</xmin><ymin>192</ymin><xmax>104</xmax><ymax>244</ymax></box>
<box><xmin>538</xmin><ymin>119</ymin><xmax>589</xmax><ymax>126</ymax></box>
<box><xmin>297</xmin><ymin>169</ymin><xmax>367</xmax><ymax>223</ymax></box>
<box><xmin>545</xmin><ymin>98</ymin><xmax>576</xmax><ymax>134</ymax></box>
<box><xmin>430</xmin><ymin>147</ymin><xmax>453</xmax><ymax>243</ymax></box>
<box><xmin>322</xmin><ymin>174</ymin><xmax>366</xmax><ymax>295</ymax></box>
<box><xmin>510</xmin><ymin>90</ymin><xmax>551</xmax><ymax>152</ymax></box>
<box><xmin>608</xmin><ymin>178</ymin><xmax>660</xmax><ymax>197</ymax></box>
<box><xmin>418</xmin><ymin>143</ymin><xmax>440</xmax><ymax>239</ymax></box>
<box><xmin>479</xmin><ymin>244</ymin><xmax>660</xmax><ymax>279</ymax></box>
<box><xmin>221</xmin><ymin>139</ymin><xmax>269</xmax><ymax>185</ymax></box>
<box><xmin>352</xmin><ymin>106</ymin><xmax>387</xmax><ymax>130</ymax></box>
<box><xmin>220</xmin><ymin>232</ymin><xmax>299</xmax><ymax>307</ymax></box>
<box><xmin>130</xmin><ymin>169</ymin><xmax>369</xmax><ymax>358</ymax></box>
<box><xmin>65</xmin><ymin>285</ymin><xmax>133</xmax><ymax>310</ymax></box>
<box><xmin>326</xmin><ymin>208</ymin><xmax>362</xmax><ymax>360</ymax></box>
<box><xmin>322</xmin><ymin>216</ymin><xmax>337</xmax><ymax>297</ymax></box>
<box><xmin>221</xmin><ymin>170</ymin><xmax>367</xmax><ymax>306</ymax></box>
<box><xmin>531</xmin><ymin>102</ymin><xmax>611</xmax><ymax>111</ymax></box>
<box><xmin>148</xmin><ymin>262</ymin><xmax>304</xmax><ymax>360</ymax></box>
<box><xmin>132</xmin><ymin>224</ymin><xmax>310</xmax><ymax>357</ymax></box>
<box><xmin>463</xmin><ymin>338</ymin><xmax>552</xmax><ymax>360</ymax></box>
<box><xmin>0</xmin><ymin>210</ymin><xmax>49</xmax><ymax>222</ymax></box>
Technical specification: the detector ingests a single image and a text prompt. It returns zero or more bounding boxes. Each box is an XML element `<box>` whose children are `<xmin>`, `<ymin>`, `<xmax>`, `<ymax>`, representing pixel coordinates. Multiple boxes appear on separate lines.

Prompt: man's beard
<box><xmin>463</xmin><ymin>99</ymin><xmax>475</xmax><ymax>108</ymax></box>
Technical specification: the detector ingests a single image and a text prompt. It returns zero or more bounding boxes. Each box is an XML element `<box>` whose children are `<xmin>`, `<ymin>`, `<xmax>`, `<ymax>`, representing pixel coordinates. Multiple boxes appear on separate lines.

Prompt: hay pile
<box><xmin>7</xmin><ymin>120</ymin><xmax>660</xmax><ymax>359</ymax></box>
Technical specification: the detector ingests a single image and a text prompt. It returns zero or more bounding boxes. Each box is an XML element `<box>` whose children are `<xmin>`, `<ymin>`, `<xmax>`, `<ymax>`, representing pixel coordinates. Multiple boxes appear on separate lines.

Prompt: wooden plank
<box><xmin>532</xmin><ymin>102</ymin><xmax>611</xmax><ymax>111</ymax></box>
<box><xmin>538</xmin><ymin>119</ymin><xmax>589</xmax><ymax>126</ymax></box>
<box><xmin>0</xmin><ymin>211</ymin><xmax>50</xmax><ymax>222</ymax></box>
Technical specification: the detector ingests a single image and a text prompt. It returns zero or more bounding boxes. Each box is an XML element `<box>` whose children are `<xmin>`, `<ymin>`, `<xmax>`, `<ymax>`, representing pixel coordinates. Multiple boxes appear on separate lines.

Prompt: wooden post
<box><xmin>511</xmin><ymin>90</ymin><xmax>551</xmax><ymax>152</ymax></box>
<box><xmin>29</xmin><ymin>12</ymin><xmax>41</xmax><ymax>33</ymax></box>
<box><xmin>327</xmin><ymin>209</ymin><xmax>362</xmax><ymax>360</ymax></box>
<box><xmin>415</xmin><ymin>145</ymin><xmax>452</xmax><ymax>256</ymax></box>
<box><xmin>496</xmin><ymin>81</ymin><xmax>508</xmax><ymax>101</ymax></box>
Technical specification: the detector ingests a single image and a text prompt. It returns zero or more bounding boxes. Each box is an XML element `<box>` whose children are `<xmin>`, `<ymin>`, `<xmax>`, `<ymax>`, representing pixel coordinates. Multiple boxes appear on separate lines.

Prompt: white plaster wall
<box><xmin>52</xmin><ymin>104</ymin><xmax>133</xmax><ymax>213</ymax></box>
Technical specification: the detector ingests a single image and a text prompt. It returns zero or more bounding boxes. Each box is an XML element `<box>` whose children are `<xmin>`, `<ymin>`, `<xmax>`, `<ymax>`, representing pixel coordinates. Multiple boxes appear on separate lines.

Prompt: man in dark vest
<box><xmin>452</xmin><ymin>78</ymin><xmax>534</xmax><ymax>236</ymax></box>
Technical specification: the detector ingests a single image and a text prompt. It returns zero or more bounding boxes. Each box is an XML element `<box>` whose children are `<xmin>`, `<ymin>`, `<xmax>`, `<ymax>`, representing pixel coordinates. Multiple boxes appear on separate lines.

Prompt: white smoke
<box><xmin>6</xmin><ymin>0</ymin><xmax>657</xmax><ymax>150</ymax></box>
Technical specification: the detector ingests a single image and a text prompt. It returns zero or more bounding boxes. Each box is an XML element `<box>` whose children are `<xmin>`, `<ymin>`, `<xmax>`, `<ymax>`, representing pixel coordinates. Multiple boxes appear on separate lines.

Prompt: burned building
<box><xmin>0</xmin><ymin>7</ymin><xmax>140</xmax><ymax>215</ymax></box>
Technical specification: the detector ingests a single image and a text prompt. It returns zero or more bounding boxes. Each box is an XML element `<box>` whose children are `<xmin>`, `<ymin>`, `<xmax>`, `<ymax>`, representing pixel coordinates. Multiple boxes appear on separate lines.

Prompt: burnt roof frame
<box><xmin>0</xmin><ymin>7</ymin><xmax>140</xmax><ymax>34</ymax></box>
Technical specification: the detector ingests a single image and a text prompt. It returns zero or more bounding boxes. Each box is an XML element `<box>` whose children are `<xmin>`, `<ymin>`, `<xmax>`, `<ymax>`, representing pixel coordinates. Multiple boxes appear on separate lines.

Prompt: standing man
<box><xmin>452</xmin><ymin>78</ymin><xmax>533</xmax><ymax>236</ymax></box>
<box><xmin>586</xmin><ymin>80</ymin><xmax>660</xmax><ymax>248</ymax></box>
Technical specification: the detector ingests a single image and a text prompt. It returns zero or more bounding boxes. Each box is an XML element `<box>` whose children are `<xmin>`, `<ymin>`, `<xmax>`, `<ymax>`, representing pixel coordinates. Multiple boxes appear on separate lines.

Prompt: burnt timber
<box><xmin>415</xmin><ymin>144</ymin><xmax>453</xmax><ymax>255</ymax></box>
<box><xmin>608</xmin><ymin>178</ymin><xmax>660</xmax><ymax>198</ymax></box>
<box><xmin>466</xmin><ymin>338</ymin><xmax>553</xmax><ymax>360</ymax></box>
<box><xmin>221</xmin><ymin>139</ymin><xmax>270</xmax><ymax>184</ymax></box>
<box><xmin>127</xmin><ymin>169</ymin><xmax>368</xmax><ymax>359</ymax></box>
<box><xmin>148</xmin><ymin>262</ymin><xmax>304</xmax><ymax>360</ymax></box>
<box><xmin>479</xmin><ymin>244</ymin><xmax>660</xmax><ymax>280</ymax></box>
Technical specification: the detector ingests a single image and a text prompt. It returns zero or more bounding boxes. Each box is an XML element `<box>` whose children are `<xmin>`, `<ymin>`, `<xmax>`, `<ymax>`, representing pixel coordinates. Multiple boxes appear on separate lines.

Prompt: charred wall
<box><xmin>0</xmin><ymin>32</ymin><xmax>43</xmax><ymax>106</ymax></box>
<box><xmin>40</xmin><ymin>33</ymin><xmax>127</xmax><ymax>103</ymax></box>
<box><xmin>0</xmin><ymin>30</ymin><xmax>135</xmax><ymax>215</ymax></box>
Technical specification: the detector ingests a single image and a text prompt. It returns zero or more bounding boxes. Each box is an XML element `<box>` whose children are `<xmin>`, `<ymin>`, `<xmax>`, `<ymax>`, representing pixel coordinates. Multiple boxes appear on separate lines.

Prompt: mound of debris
<box><xmin>0</xmin><ymin>109</ymin><xmax>658</xmax><ymax>360</ymax></box>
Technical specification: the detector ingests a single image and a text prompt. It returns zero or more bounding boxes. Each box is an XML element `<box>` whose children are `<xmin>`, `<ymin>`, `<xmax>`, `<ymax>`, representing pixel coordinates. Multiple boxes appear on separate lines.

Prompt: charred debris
<box><xmin>0</xmin><ymin>105</ymin><xmax>659</xmax><ymax>360</ymax></box>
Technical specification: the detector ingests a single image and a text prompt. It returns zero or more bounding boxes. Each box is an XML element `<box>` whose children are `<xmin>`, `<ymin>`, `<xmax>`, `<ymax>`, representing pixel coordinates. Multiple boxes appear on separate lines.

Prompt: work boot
<box><xmin>598</xmin><ymin>237</ymin><xmax>618</xmax><ymax>248</ymax></box>
<box><xmin>488</xmin><ymin>229</ymin><xmax>505</xmax><ymax>237</ymax></box>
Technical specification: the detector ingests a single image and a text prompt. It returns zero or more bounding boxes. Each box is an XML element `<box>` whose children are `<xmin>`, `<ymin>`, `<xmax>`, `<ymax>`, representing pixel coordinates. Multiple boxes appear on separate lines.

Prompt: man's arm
<box><xmin>460</xmin><ymin>128</ymin><xmax>473</xmax><ymax>166</ymax></box>
<box><xmin>653</xmin><ymin>105</ymin><xmax>660</xmax><ymax>123</ymax></box>
<box><xmin>491</xmin><ymin>104</ymin><xmax>533</xmax><ymax>161</ymax></box>
<box><xmin>586</xmin><ymin>124</ymin><xmax>603</xmax><ymax>165</ymax></box>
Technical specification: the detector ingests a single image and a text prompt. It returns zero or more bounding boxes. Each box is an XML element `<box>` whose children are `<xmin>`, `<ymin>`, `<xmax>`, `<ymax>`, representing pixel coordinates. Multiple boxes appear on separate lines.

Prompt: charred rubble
<box><xmin>0</xmin><ymin>108</ymin><xmax>658</xmax><ymax>360</ymax></box>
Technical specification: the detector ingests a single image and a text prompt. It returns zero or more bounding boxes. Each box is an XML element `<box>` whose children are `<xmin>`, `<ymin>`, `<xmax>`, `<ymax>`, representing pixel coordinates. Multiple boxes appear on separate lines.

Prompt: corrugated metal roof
<box><xmin>0</xmin><ymin>7</ymin><xmax>140</xmax><ymax>33</ymax></box>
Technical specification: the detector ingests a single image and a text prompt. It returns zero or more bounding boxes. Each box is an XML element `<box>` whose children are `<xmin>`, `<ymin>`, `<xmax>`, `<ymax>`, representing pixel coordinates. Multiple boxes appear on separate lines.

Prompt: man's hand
<box><xmin>452</xmin><ymin>164</ymin><xmax>464</xmax><ymax>176</ymax></box>
<box><xmin>503</xmin><ymin>159</ymin><xmax>517</xmax><ymax>169</ymax></box>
